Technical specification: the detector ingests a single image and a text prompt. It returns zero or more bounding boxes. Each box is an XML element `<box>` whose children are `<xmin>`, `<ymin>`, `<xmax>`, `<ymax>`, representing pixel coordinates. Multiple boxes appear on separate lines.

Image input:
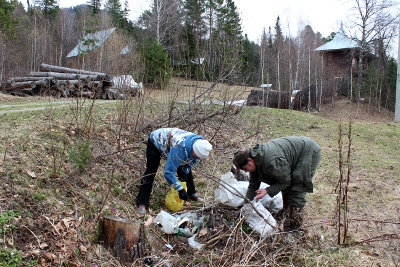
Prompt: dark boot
<box><xmin>283</xmin><ymin>205</ymin><xmax>304</xmax><ymax>231</ymax></box>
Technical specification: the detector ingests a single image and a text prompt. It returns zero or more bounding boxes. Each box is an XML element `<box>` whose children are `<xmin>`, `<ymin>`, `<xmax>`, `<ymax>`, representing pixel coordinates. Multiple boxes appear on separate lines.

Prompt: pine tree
<box><xmin>104</xmin><ymin>0</ymin><xmax>123</xmax><ymax>27</ymax></box>
<box><xmin>36</xmin><ymin>0</ymin><xmax>59</xmax><ymax>20</ymax></box>
<box><xmin>0</xmin><ymin>0</ymin><xmax>20</xmax><ymax>40</ymax></box>
<box><xmin>182</xmin><ymin>0</ymin><xmax>206</xmax><ymax>79</ymax></box>
<box><xmin>87</xmin><ymin>0</ymin><xmax>101</xmax><ymax>15</ymax></box>
<box><xmin>212</xmin><ymin>0</ymin><xmax>243</xmax><ymax>83</ymax></box>
<box><xmin>140</xmin><ymin>38</ymin><xmax>172</xmax><ymax>88</ymax></box>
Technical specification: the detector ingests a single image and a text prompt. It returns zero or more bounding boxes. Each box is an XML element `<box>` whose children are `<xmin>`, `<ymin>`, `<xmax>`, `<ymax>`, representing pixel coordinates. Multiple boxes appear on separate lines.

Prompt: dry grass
<box><xmin>0</xmin><ymin>82</ymin><xmax>399</xmax><ymax>266</ymax></box>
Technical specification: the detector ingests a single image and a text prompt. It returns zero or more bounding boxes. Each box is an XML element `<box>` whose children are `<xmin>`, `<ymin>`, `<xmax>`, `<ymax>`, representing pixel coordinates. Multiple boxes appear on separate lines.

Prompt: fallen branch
<box><xmin>43</xmin><ymin>215</ymin><xmax>61</xmax><ymax>236</ymax></box>
<box><xmin>348</xmin><ymin>218</ymin><xmax>400</xmax><ymax>225</ymax></box>
<box><xmin>351</xmin><ymin>233</ymin><xmax>400</xmax><ymax>245</ymax></box>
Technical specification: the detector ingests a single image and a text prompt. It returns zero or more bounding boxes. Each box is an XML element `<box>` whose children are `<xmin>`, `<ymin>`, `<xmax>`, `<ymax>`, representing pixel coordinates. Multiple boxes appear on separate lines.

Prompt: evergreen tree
<box><xmin>0</xmin><ymin>0</ymin><xmax>20</xmax><ymax>39</ymax></box>
<box><xmin>140</xmin><ymin>38</ymin><xmax>172</xmax><ymax>88</ymax></box>
<box><xmin>87</xmin><ymin>0</ymin><xmax>101</xmax><ymax>15</ymax></box>
<box><xmin>35</xmin><ymin>0</ymin><xmax>59</xmax><ymax>20</ymax></box>
<box><xmin>104</xmin><ymin>0</ymin><xmax>123</xmax><ymax>27</ymax></box>
<box><xmin>212</xmin><ymin>0</ymin><xmax>243</xmax><ymax>83</ymax></box>
<box><xmin>182</xmin><ymin>0</ymin><xmax>206</xmax><ymax>79</ymax></box>
<box><xmin>241</xmin><ymin>34</ymin><xmax>259</xmax><ymax>85</ymax></box>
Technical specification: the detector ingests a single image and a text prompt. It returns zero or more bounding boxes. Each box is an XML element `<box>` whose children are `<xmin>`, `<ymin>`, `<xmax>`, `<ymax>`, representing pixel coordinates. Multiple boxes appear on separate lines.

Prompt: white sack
<box><xmin>241</xmin><ymin>200</ymin><xmax>277</xmax><ymax>238</ymax></box>
<box><xmin>214</xmin><ymin>172</ymin><xmax>283</xmax><ymax>212</ymax></box>
<box><xmin>153</xmin><ymin>211</ymin><xmax>197</xmax><ymax>235</ymax></box>
<box><xmin>214</xmin><ymin>172</ymin><xmax>248</xmax><ymax>208</ymax></box>
<box><xmin>258</xmin><ymin>184</ymin><xmax>284</xmax><ymax>213</ymax></box>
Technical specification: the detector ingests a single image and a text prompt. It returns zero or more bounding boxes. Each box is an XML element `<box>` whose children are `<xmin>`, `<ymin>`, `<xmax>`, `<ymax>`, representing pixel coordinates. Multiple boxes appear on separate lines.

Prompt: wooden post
<box><xmin>100</xmin><ymin>216</ymin><xmax>148</xmax><ymax>262</ymax></box>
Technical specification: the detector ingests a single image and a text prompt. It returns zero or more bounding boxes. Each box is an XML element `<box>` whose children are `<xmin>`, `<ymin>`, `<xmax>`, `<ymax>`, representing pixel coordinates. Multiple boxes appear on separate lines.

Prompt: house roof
<box><xmin>66</xmin><ymin>28</ymin><xmax>117</xmax><ymax>58</ymax></box>
<box><xmin>314</xmin><ymin>26</ymin><xmax>359</xmax><ymax>52</ymax></box>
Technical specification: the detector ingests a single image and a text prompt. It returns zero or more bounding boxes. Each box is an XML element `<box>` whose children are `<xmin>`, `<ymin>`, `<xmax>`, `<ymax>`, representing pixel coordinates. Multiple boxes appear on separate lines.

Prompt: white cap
<box><xmin>193</xmin><ymin>140</ymin><xmax>212</xmax><ymax>159</ymax></box>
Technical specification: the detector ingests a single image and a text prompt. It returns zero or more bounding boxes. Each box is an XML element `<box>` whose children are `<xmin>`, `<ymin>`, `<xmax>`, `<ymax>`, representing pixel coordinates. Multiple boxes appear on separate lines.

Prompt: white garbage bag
<box><xmin>214</xmin><ymin>172</ymin><xmax>283</xmax><ymax>212</ymax></box>
<box><xmin>153</xmin><ymin>211</ymin><xmax>180</xmax><ymax>234</ymax></box>
<box><xmin>214</xmin><ymin>172</ymin><xmax>248</xmax><ymax>208</ymax></box>
<box><xmin>258</xmin><ymin>189</ymin><xmax>283</xmax><ymax>213</ymax></box>
<box><xmin>241</xmin><ymin>200</ymin><xmax>277</xmax><ymax>238</ymax></box>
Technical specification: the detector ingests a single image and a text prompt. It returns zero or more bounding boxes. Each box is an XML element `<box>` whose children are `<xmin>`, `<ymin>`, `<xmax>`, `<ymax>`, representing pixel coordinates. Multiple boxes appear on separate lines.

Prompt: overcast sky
<box><xmin>234</xmin><ymin>0</ymin><xmax>351</xmax><ymax>42</ymax></box>
<box><xmin>56</xmin><ymin>0</ymin><xmax>352</xmax><ymax>42</ymax></box>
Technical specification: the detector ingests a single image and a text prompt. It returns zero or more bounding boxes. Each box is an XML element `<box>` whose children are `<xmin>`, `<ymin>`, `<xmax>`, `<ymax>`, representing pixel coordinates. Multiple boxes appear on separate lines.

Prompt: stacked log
<box><xmin>1</xmin><ymin>63</ymin><xmax>115</xmax><ymax>99</ymax></box>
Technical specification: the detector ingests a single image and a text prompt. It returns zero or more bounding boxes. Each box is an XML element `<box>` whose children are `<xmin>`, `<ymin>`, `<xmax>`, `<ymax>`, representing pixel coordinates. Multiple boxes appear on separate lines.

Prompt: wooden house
<box><xmin>314</xmin><ymin>26</ymin><xmax>359</xmax><ymax>81</ymax></box>
<box><xmin>66</xmin><ymin>28</ymin><xmax>132</xmax><ymax>75</ymax></box>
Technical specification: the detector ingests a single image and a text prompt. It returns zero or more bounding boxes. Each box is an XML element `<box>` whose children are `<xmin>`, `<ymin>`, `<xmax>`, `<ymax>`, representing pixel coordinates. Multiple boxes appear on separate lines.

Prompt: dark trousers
<box><xmin>136</xmin><ymin>139</ymin><xmax>196</xmax><ymax>207</ymax></box>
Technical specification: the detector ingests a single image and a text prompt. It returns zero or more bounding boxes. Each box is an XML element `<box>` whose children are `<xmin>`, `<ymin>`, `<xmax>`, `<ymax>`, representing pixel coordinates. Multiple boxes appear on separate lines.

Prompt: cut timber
<box><xmin>100</xmin><ymin>216</ymin><xmax>148</xmax><ymax>262</ymax></box>
<box><xmin>29</xmin><ymin>71</ymin><xmax>78</xmax><ymax>80</ymax></box>
<box><xmin>4</xmin><ymin>81</ymin><xmax>34</xmax><ymax>91</ymax></box>
<box><xmin>39</xmin><ymin>63</ymin><xmax>109</xmax><ymax>80</ymax></box>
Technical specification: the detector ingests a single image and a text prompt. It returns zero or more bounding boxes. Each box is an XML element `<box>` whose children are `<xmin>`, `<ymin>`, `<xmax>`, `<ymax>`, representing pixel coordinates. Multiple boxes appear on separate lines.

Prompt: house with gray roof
<box><xmin>314</xmin><ymin>26</ymin><xmax>360</xmax><ymax>81</ymax></box>
<box><xmin>66</xmin><ymin>28</ymin><xmax>132</xmax><ymax>74</ymax></box>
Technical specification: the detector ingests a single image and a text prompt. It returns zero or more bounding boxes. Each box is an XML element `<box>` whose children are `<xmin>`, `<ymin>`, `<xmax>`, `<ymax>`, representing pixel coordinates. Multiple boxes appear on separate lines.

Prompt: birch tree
<box><xmin>348</xmin><ymin>0</ymin><xmax>400</xmax><ymax>106</ymax></box>
<box><xmin>138</xmin><ymin>0</ymin><xmax>182</xmax><ymax>46</ymax></box>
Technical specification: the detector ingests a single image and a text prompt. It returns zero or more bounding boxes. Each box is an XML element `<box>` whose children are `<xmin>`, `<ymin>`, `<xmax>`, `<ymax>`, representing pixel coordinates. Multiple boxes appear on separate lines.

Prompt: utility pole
<box><xmin>396</xmin><ymin>17</ymin><xmax>400</xmax><ymax>122</ymax></box>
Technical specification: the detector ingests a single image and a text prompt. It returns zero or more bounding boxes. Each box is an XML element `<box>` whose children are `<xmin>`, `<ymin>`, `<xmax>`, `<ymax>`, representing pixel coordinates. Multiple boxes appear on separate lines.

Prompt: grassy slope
<box><xmin>0</xmin><ymin>86</ymin><xmax>399</xmax><ymax>266</ymax></box>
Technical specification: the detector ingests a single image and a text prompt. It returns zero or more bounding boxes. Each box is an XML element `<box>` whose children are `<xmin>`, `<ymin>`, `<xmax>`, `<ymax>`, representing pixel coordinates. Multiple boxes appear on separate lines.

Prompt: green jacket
<box><xmin>246</xmin><ymin>136</ymin><xmax>321</xmax><ymax>200</ymax></box>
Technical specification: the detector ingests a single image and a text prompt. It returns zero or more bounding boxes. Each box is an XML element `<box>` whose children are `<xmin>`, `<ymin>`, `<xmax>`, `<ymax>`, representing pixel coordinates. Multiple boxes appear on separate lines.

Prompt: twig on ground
<box><xmin>43</xmin><ymin>215</ymin><xmax>61</xmax><ymax>236</ymax></box>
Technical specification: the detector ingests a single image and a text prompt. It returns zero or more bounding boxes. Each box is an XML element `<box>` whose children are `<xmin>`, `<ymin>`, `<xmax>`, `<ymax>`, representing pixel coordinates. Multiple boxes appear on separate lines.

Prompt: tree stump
<box><xmin>100</xmin><ymin>216</ymin><xmax>148</xmax><ymax>262</ymax></box>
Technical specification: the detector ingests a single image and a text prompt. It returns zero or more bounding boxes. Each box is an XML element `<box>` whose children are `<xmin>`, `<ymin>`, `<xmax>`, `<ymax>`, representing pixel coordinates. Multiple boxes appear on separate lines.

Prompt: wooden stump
<box><xmin>100</xmin><ymin>216</ymin><xmax>148</xmax><ymax>262</ymax></box>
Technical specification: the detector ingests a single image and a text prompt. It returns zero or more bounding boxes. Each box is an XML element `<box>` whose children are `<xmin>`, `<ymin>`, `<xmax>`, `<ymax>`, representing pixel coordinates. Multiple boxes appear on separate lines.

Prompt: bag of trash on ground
<box><xmin>165</xmin><ymin>181</ymin><xmax>187</xmax><ymax>212</ymax></box>
<box><xmin>258</xmin><ymin>185</ymin><xmax>283</xmax><ymax>213</ymax></box>
<box><xmin>214</xmin><ymin>172</ymin><xmax>249</xmax><ymax>208</ymax></box>
<box><xmin>214</xmin><ymin>172</ymin><xmax>283</xmax><ymax>213</ymax></box>
<box><xmin>241</xmin><ymin>200</ymin><xmax>277</xmax><ymax>238</ymax></box>
<box><xmin>153</xmin><ymin>210</ymin><xmax>200</xmax><ymax>236</ymax></box>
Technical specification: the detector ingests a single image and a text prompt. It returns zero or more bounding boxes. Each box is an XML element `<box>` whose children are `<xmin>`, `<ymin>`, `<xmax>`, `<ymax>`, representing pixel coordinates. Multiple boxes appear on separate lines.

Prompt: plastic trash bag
<box><xmin>153</xmin><ymin>211</ymin><xmax>199</xmax><ymax>235</ymax></box>
<box><xmin>165</xmin><ymin>182</ymin><xmax>187</xmax><ymax>212</ymax></box>
<box><xmin>188</xmin><ymin>234</ymin><xmax>205</xmax><ymax>250</ymax></box>
<box><xmin>258</xmin><ymin>188</ymin><xmax>283</xmax><ymax>213</ymax></box>
<box><xmin>153</xmin><ymin>210</ymin><xmax>194</xmax><ymax>235</ymax></box>
<box><xmin>214</xmin><ymin>172</ymin><xmax>284</xmax><ymax>213</ymax></box>
<box><xmin>241</xmin><ymin>200</ymin><xmax>277</xmax><ymax>238</ymax></box>
<box><xmin>153</xmin><ymin>211</ymin><xmax>180</xmax><ymax>234</ymax></box>
<box><xmin>214</xmin><ymin>172</ymin><xmax>248</xmax><ymax>208</ymax></box>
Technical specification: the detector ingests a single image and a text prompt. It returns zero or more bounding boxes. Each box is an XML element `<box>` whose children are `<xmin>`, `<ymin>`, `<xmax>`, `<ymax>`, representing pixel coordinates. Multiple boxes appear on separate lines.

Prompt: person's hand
<box><xmin>255</xmin><ymin>189</ymin><xmax>267</xmax><ymax>200</ymax></box>
<box><xmin>178</xmin><ymin>189</ymin><xmax>189</xmax><ymax>200</ymax></box>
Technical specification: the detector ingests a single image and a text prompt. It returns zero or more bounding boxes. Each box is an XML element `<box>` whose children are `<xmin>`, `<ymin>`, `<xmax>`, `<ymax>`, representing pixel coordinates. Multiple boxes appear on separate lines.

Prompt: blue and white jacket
<box><xmin>149</xmin><ymin>128</ymin><xmax>204</xmax><ymax>191</ymax></box>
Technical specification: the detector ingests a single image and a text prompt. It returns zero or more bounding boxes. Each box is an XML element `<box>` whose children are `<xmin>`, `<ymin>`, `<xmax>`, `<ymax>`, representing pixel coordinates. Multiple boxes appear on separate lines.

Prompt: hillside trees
<box><xmin>181</xmin><ymin>0</ymin><xmax>207</xmax><ymax>80</ymax></box>
<box><xmin>348</xmin><ymin>0</ymin><xmax>400</xmax><ymax>107</ymax></box>
<box><xmin>0</xmin><ymin>0</ymin><xmax>21</xmax><ymax>79</ymax></box>
<box><xmin>104</xmin><ymin>0</ymin><xmax>133</xmax><ymax>30</ymax></box>
<box><xmin>241</xmin><ymin>34</ymin><xmax>259</xmax><ymax>85</ymax></box>
<box><xmin>212</xmin><ymin>0</ymin><xmax>243</xmax><ymax>84</ymax></box>
<box><xmin>140</xmin><ymin>38</ymin><xmax>172</xmax><ymax>88</ymax></box>
<box><xmin>137</xmin><ymin>0</ymin><xmax>182</xmax><ymax>46</ymax></box>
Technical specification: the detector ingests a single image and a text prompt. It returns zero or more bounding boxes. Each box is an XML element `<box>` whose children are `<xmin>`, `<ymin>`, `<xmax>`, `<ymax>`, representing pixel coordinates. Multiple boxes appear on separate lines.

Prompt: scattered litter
<box><xmin>188</xmin><ymin>234</ymin><xmax>205</xmax><ymax>250</ymax></box>
<box><xmin>153</xmin><ymin>210</ymin><xmax>206</xmax><ymax>236</ymax></box>
<box><xmin>165</xmin><ymin>244</ymin><xmax>175</xmax><ymax>251</ymax></box>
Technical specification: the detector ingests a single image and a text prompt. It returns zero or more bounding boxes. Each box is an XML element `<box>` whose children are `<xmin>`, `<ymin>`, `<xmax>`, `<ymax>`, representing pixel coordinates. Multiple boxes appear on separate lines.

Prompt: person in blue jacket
<box><xmin>136</xmin><ymin>128</ymin><xmax>213</xmax><ymax>214</ymax></box>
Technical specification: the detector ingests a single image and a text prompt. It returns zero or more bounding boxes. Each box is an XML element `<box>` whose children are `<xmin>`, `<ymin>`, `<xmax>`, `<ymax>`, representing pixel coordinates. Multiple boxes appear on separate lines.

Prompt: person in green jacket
<box><xmin>233</xmin><ymin>136</ymin><xmax>321</xmax><ymax>231</ymax></box>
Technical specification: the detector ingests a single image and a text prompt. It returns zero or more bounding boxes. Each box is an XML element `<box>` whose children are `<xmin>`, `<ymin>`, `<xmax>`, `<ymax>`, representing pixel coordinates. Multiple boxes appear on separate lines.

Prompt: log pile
<box><xmin>0</xmin><ymin>63</ymin><xmax>129</xmax><ymax>100</ymax></box>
